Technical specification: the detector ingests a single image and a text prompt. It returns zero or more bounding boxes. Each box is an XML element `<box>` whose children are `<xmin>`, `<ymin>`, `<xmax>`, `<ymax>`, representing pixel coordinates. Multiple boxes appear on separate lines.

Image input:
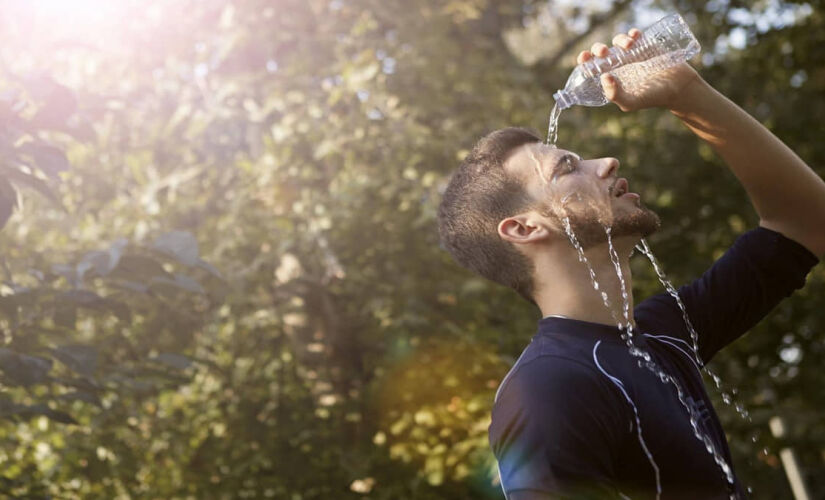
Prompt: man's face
<box><xmin>504</xmin><ymin>142</ymin><xmax>660</xmax><ymax>248</ymax></box>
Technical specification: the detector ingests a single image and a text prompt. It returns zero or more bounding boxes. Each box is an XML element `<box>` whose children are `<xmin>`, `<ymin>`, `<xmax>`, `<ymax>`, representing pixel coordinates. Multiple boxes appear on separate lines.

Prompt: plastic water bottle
<box><xmin>552</xmin><ymin>14</ymin><xmax>700</xmax><ymax>110</ymax></box>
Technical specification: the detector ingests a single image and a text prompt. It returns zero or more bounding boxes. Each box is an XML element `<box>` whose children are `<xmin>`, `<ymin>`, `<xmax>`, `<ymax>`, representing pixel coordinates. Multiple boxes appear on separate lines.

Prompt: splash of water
<box><xmin>636</xmin><ymin>240</ymin><xmax>701</xmax><ymax>361</ymax></box>
<box><xmin>636</xmin><ymin>237</ymin><xmax>757</xmax><ymax>495</ymax></box>
<box><xmin>561</xmin><ymin>217</ymin><xmax>611</xmax><ymax>311</ymax></box>
<box><xmin>607</xmin><ymin>228</ymin><xmax>736</xmax><ymax>489</ymax></box>
<box><xmin>564</xmin><ymin>222</ymin><xmax>736</xmax><ymax>494</ymax></box>
<box><xmin>636</xmin><ymin>239</ymin><xmax>751</xmax><ymax>422</ymax></box>
<box><xmin>562</xmin><ymin>218</ymin><xmax>660</xmax><ymax>498</ymax></box>
<box><xmin>527</xmin><ymin>149</ymin><xmax>551</xmax><ymax>186</ymax></box>
<box><xmin>606</xmin><ymin>227</ymin><xmax>634</xmax><ymax>334</ymax></box>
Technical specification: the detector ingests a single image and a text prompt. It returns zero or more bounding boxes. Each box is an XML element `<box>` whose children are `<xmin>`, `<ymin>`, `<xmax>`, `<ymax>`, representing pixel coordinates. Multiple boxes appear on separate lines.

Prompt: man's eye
<box><xmin>551</xmin><ymin>156</ymin><xmax>578</xmax><ymax>180</ymax></box>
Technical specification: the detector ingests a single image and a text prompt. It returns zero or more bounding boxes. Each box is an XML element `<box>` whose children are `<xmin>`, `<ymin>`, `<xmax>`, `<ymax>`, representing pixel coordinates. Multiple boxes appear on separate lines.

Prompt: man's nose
<box><xmin>597</xmin><ymin>157</ymin><xmax>620</xmax><ymax>178</ymax></box>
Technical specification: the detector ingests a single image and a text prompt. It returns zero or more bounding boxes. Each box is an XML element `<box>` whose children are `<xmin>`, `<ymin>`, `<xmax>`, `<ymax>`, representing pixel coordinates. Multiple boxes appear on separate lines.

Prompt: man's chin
<box><xmin>564</xmin><ymin>206</ymin><xmax>661</xmax><ymax>249</ymax></box>
<box><xmin>612</xmin><ymin>206</ymin><xmax>661</xmax><ymax>239</ymax></box>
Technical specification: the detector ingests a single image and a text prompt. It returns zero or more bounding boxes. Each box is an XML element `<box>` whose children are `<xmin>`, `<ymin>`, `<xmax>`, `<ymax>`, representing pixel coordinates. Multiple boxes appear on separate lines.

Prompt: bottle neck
<box><xmin>552</xmin><ymin>90</ymin><xmax>574</xmax><ymax>111</ymax></box>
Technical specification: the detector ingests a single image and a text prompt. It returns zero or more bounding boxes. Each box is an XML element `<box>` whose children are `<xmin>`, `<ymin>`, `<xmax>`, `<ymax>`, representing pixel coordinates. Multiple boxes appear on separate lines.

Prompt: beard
<box><xmin>543</xmin><ymin>201</ymin><xmax>661</xmax><ymax>250</ymax></box>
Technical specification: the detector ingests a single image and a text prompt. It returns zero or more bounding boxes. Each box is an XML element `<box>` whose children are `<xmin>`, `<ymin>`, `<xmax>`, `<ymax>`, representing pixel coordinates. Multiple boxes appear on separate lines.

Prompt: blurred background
<box><xmin>0</xmin><ymin>0</ymin><xmax>823</xmax><ymax>498</ymax></box>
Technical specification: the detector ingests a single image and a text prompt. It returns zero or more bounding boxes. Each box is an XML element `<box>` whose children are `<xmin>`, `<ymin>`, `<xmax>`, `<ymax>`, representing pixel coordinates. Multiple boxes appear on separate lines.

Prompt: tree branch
<box><xmin>542</xmin><ymin>0</ymin><xmax>633</xmax><ymax>69</ymax></box>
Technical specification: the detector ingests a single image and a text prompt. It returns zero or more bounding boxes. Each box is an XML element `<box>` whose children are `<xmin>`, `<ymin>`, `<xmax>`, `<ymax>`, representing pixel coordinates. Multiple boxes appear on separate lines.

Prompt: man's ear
<box><xmin>498</xmin><ymin>212</ymin><xmax>549</xmax><ymax>245</ymax></box>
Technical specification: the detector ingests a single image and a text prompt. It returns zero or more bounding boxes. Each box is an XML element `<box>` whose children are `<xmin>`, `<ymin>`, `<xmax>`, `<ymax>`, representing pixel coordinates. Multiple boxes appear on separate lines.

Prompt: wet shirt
<box><xmin>489</xmin><ymin>227</ymin><xmax>819</xmax><ymax>499</ymax></box>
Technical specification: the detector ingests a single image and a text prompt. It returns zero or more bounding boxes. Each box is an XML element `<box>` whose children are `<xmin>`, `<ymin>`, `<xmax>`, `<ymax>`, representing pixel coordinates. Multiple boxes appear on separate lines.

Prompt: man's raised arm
<box><xmin>667</xmin><ymin>77</ymin><xmax>825</xmax><ymax>258</ymax></box>
<box><xmin>592</xmin><ymin>28</ymin><xmax>825</xmax><ymax>259</ymax></box>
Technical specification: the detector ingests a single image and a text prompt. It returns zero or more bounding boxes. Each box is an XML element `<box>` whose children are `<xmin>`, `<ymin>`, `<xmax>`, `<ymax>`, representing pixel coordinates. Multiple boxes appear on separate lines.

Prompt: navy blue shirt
<box><xmin>489</xmin><ymin>227</ymin><xmax>818</xmax><ymax>499</ymax></box>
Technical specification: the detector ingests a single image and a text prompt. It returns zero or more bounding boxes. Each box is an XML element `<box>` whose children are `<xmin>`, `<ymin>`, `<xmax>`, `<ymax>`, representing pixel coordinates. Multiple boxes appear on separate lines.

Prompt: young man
<box><xmin>437</xmin><ymin>28</ymin><xmax>825</xmax><ymax>499</ymax></box>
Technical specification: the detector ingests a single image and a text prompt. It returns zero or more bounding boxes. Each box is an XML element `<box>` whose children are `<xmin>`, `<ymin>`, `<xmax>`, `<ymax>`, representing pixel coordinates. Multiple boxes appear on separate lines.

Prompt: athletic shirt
<box><xmin>488</xmin><ymin>227</ymin><xmax>819</xmax><ymax>499</ymax></box>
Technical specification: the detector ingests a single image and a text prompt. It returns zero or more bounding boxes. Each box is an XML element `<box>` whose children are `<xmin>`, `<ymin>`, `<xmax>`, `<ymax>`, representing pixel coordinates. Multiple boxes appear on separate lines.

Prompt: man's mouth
<box><xmin>610</xmin><ymin>178</ymin><xmax>641</xmax><ymax>205</ymax></box>
<box><xmin>611</xmin><ymin>178</ymin><xmax>629</xmax><ymax>197</ymax></box>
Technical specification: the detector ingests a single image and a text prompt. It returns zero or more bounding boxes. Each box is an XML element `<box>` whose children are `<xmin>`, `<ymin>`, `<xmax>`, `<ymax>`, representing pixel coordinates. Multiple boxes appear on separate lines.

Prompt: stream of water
<box><xmin>605</xmin><ymin>226</ymin><xmax>737</xmax><ymax>495</ymax></box>
<box><xmin>635</xmin><ymin>239</ymin><xmax>751</xmax><ymax>421</ymax></box>
<box><xmin>545</xmin><ymin>104</ymin><xmax>562</xmax><ymax>146</ymax></box>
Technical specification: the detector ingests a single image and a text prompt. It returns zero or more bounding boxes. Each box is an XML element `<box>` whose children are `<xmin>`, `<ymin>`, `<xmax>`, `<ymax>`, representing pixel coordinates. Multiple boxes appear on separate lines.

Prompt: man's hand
<box><xmin>577</xmin><ymin>28</ymin><xmax>702</xmax><ymax>112</ymax></box>
<box><xmin>579</xmin><ymin>28</ymin><xmax>825</xmax><ymax>257</ymax></box>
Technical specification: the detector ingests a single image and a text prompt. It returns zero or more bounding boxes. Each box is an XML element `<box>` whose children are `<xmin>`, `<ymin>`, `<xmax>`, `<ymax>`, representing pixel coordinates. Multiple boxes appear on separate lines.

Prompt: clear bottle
<box><xmin>553</xmin><ymin>14</ymin><xmax>701</xmax><ymax>110</ymax></box>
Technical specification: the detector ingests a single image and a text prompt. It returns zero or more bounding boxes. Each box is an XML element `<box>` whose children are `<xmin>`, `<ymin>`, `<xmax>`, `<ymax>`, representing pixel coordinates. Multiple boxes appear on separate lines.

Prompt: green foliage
<box><xmin>0</xmin><ymin>0</ymin><xmax>823</xmax><ymax>498</ymax></box>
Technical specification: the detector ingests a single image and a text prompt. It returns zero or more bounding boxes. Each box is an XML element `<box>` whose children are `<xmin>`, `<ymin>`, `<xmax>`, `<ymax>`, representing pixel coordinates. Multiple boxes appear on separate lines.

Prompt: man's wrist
<box><xmin>667</xmin><ymin>73</ymin><xmax>712</xmax><ymax>117</ymax></box>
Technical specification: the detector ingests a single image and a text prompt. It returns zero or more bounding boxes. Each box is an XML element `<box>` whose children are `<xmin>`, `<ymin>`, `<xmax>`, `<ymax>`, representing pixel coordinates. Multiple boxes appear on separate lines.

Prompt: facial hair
<box><xmin>543</xmin><ymin>200</ymin><xmax>661</xmax><ymax>249</ymax></box>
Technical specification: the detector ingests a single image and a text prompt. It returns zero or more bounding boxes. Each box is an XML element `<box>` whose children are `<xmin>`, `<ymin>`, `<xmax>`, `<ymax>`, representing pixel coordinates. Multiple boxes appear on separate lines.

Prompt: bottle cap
<box><xmin>552</xmin><ymin>90</ymin><xmax>573</xmax><ymax>110</ymax></box>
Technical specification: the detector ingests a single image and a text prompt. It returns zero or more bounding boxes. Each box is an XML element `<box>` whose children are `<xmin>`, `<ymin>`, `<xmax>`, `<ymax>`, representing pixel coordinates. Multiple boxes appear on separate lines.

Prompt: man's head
<box><xmin>437</xmin><ymin>127</ymin><xmax>660</xmax><ymax>303</ymax></box>
<box><xmin>501</xmin><ymin>141</ymin><xmax>661</xmax><ymax>250</ymax></box>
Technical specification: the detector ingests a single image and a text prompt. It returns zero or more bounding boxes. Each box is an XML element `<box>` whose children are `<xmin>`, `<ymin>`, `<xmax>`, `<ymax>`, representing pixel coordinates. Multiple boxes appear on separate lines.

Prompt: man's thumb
<box><xmin>601</xmin><ymin>73</ymin><xmax>622</xmax><ymax>102</ymax></box>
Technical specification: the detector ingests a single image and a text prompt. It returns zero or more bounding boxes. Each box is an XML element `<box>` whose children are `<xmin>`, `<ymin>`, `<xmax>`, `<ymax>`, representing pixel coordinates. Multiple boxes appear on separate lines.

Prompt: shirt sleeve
<box><xmin>489</xmin><ymin>355</ymin><xmax>631</xmax><ymax>499</ymax></box>
<box><xmin>636</xmin><ymin>227</ymin><xmax>819</xmax><ymax>364</ymax></box>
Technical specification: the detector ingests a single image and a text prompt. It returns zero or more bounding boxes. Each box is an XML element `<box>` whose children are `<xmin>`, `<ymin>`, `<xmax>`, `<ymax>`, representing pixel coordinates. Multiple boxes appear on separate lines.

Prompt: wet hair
<box><xmin>437</xmin><ymin>127</ymin><xmax>541</xmax><ymax>303</ymax></box>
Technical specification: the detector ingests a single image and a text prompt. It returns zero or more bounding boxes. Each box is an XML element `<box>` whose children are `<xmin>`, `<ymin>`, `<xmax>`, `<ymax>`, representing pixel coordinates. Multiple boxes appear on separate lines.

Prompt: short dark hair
<box><xmin>437</xmin><ymin>127</ymin><xmax>541</xmax><ymax>303</ymax></box>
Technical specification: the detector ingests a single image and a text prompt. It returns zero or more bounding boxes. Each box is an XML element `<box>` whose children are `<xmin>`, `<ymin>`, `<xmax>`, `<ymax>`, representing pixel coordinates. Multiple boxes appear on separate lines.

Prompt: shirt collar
<box><xmin>536</xmin><ymin>316</ymin><xmax>645</xmax><ymax>345</ymax></box>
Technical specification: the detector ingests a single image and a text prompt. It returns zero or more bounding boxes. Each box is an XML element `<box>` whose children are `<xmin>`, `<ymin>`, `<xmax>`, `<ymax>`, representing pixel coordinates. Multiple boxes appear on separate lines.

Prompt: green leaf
<box><xmin>77</xmin><ymin>239</ymin><xmax>127</xmax><ymax>280</ymax></box>
<box><xmin>0</xmin><ymin>176</ymin><xmax>16</xmax><ymax>230</ymax></box>
<box><xmin>10</xmin><ymin>403</ymin><xmax>78</xmax><ymax>425</ymax></box>
<box><xmin>0</xmin><ymin>165</ymin><xmax>62</xmax><ymax>208</ymax></box>
<box><xmin>16</xmin><ymin>141</ymin><xmax>71</xmax><ymax>179</ymax></box>
<box><xmin>62</xmin><ymin>114</ymin><xmax>97</xmax><ymax>142</ymax></box>
<box><xmin>29</xmin><ymin>82</ymin><xmax>77</xmax><ymax>129</ymax></box>
<box><xmin>149</xmin><ymin>273</ymin><xmax>205</xmax><ymax>294</ymax></box>
<box><xmin>76</xmin><ymin>251</ymin><xmax>109</xmax><ymax>281</ymax></box>
<box><xmin>51</xmin><ymin>345</ymin><xmax>98</xmax><ymax>377</ymax></box>
<box><xmin>110</xmin><ymin>254</ymin><xmax>173</xmax><ymax>281</ymax></box>
<box><xmin>58</xmin><ymin>290</ymin><xmax>131</xmax><ymax>321</ymax></box>
<box><xmin>109</xmin><ymin>279</ymin><xmax>150</xmax><ymax>293</ymax></box>
<box><xmin>154</xmin><ymin>230</ymin><xmax>200</xmax><ymax>266</ymax></box>
<box><xmin>56</xmin><ymin>390</ymin><xmax>102</xmax><ymax>407</ymax></box>
<box><xmin>0</xmin><ymin>348</ymin><xmax>53</xmax><ymax>386</ymax></box>
<box><xmin>150</xmin><ymin>352</ymin><xmax>193</xmax><ymax>370</ymax></box>
<box><xmin>196</xmin><ymin>258</ymin><xmax>224</xmax><ymax>280</ymax></box>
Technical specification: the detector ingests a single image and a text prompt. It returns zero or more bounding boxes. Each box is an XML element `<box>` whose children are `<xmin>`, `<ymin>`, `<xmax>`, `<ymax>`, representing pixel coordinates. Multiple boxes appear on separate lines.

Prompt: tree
<box><xmin>0</xmin><ymin>0</ymin><xmax>822</xmax><ymax>497</ymax></box>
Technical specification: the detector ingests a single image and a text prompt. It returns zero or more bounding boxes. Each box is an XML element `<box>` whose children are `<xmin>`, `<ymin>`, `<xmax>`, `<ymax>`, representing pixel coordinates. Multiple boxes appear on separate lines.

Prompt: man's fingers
<box><xmin>581</xmin><ymin>32</ymin><xmax>639</xmax><ymax>65</ymax></box>
<box><xmin>590</xmin><ymin>42</ymin><xmax>609</xmax><ymax>58</ymax></box>
<box><xmin>612</xmin><ymin>33</ymin><xmax>634</xmax><ymax>50</ymax></box>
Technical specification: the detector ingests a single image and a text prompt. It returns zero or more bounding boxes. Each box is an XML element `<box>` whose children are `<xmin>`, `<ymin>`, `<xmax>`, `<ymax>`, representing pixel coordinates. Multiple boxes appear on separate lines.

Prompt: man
<box><xmin>437</xmin><ymin>27</ymin><xmax>825</xmax><ymax>499</ymax></box>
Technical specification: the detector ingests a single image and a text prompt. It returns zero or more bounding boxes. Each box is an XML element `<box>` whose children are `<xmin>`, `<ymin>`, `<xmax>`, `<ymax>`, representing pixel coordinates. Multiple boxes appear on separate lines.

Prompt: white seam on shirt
<box><xmin>592</xmin><ymin>343</ymin><xmax>627</xmax><ymax>390</ymax></box>
<box><xmin>643</xmin><ymin>334</ymin><xmax>703</xmax><ymax>373</ymax></box>
<box><xmin>592</xmin><ymin>341</ymin><xmax>662</xmax><ymax>500</ymax></box>
<box><xmin>644</xmin><ymin>333</ymin><xmax>691</xmax><ymax>349</ymax></box>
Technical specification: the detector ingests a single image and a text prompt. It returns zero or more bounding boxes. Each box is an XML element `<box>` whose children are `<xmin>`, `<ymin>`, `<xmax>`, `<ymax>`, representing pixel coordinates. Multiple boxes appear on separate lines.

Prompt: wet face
<box><xmin>505</xmin><ymin>142</ymin><xmax>660</xmax><ymax>248</ymax></box>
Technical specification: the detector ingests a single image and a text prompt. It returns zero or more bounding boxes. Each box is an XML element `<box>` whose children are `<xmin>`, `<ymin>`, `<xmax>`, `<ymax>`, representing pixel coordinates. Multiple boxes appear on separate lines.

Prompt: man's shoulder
<box><xmin>493</xmin><ymin>346</ymin><xmax>608</xmax><ymax>412</ymax></box>
<box><xmin>489</xmin><ymin>344</ymin><xmax>632</xmax><ymax>453</ymax></box>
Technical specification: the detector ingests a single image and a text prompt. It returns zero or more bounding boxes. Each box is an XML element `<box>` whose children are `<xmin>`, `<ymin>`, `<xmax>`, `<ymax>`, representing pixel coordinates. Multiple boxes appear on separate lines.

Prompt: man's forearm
<box><xmin>668</xmin><ymin>77</ymin><xmax>825</xmax><ymax>258</ymax></box>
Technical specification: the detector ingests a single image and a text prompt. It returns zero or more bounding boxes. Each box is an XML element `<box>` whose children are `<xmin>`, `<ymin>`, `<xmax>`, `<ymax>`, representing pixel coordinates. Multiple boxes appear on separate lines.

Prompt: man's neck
<box><xmin>533</xmin><ymin>239</ymin><xmax>636</xmax><ymax>329</ymax></box>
